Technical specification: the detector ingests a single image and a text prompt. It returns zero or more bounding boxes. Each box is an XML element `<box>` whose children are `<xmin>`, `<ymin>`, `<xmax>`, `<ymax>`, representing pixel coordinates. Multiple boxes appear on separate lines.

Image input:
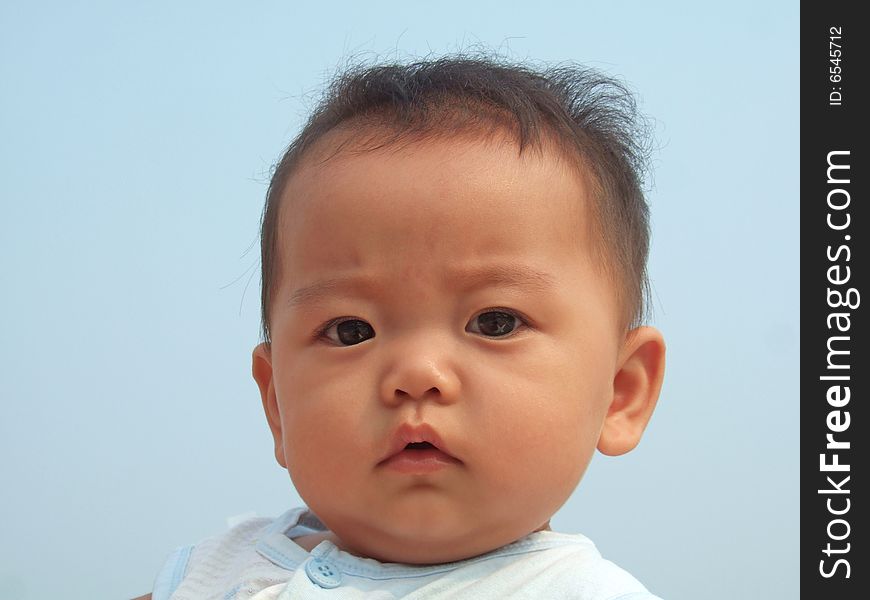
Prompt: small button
<box><xmin>304</xmin><ymin>558</ymin><xmax>342</xmax><ymax>588</ymax></box>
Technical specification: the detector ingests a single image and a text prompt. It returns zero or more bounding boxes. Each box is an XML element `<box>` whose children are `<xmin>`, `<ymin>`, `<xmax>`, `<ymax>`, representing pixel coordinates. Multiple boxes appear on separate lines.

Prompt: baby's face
<box><xmin>255</xmin><ymin>132</ymin><xmax>632</xmax><ymax>564</ymax></box>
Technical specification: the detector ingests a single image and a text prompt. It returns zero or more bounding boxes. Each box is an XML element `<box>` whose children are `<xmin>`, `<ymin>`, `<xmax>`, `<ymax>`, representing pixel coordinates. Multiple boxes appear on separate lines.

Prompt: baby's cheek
<box><xmin>283</xmin><ymin>424</ymin><xmax>352</xmax><ymax>507</ymax></box>
<box><xmin>509</xmin><ymin>403</ymin><xmax>594</xmax><ymax>487</ymax></box>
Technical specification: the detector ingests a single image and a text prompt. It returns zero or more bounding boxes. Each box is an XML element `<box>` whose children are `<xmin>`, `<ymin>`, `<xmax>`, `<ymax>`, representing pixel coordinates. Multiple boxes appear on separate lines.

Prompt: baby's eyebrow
<box><xmin>286</xmin><ymin>263</ymin><xmax>557</xmax><ymax>309</ymax></box>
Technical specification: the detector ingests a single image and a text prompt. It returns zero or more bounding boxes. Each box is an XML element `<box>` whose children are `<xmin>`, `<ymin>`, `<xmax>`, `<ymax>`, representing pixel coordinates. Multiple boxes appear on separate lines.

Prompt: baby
<box><xmin>142</xmin><ymin>55</ymin><xmax>666</xmax><ymax>599</ymax></box>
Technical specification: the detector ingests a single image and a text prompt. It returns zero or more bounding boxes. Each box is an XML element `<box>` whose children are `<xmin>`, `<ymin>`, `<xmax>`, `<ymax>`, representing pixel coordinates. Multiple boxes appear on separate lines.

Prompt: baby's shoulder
<box><xmin>150</xmin><ymin>514</ymin><xmax>283</xmax><ymax>600</ymax></box>
<box><xmin>488</xmin><ymin>532</ymin><xmax>661</xmax><ymax>599</ymax></box>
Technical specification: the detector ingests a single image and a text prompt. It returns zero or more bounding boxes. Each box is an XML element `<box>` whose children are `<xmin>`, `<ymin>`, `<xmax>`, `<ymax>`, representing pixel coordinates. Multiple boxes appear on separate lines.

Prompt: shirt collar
<box><xmin>255</xmin><ymin>506</ymin><xmax>596</xmax><ymax>580</ymax></box>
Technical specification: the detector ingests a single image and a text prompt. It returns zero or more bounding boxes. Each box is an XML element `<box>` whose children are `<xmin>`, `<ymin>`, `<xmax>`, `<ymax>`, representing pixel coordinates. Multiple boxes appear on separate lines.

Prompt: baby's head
<box><xmin>251</xmin><ymin>56</ymin><xmax>666</xmax><ymax>565</ymax></box>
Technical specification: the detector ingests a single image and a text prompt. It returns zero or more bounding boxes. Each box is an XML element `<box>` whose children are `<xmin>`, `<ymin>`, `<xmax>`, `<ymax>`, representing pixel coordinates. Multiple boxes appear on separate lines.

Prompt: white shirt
<box><xmin>154</xmin><ymin>506</ymin><xmax>662</xmax><ymax>600</ymax></box>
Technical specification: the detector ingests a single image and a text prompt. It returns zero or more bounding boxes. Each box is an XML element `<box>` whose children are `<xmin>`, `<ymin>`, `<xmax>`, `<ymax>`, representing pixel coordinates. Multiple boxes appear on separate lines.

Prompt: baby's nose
<box><xmin>378</xmin><ymin>335</ymin><xmax>461</xmax><ymax>407</ymax></box>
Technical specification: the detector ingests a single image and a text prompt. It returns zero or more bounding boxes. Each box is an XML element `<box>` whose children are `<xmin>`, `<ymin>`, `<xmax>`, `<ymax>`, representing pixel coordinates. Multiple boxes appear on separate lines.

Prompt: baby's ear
<box><xmin>597</xmin><ymin>326</ymin><xmax>666</xmax><ymax>456</ymax></box>
<box><xmin>252</xmin><ymin>343</ymin><xmax>287</xmax><ymax>468</ymax></box>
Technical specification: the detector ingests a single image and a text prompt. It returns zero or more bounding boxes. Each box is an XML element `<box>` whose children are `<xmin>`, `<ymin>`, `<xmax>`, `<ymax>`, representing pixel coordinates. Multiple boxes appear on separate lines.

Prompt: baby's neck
<box><xmin>291</xmin><ymin>521</ymin><xmax>552</xmax><ymax>557</ymax></box>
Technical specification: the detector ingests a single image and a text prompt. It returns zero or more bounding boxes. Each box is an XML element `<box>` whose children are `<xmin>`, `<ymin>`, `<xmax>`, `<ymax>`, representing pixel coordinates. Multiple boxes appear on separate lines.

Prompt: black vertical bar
<box><xmin>802</xmin><ymin>2</ymin><xmax>867</xmax><ymax>597</ymax></box>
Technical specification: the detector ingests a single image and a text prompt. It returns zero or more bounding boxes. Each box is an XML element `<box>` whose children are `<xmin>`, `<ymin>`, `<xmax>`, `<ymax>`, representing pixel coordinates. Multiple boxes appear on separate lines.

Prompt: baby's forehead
<box><xmin>275</xmin><ymin>130</ymin><xmax>602</xmax><ymax>286</ymax></box>
<box><xmin>287</xmin><ymin>123</ymin><xmax>593</xmax><ymax>204</ymax></box>
<box><xmin>275</xmin><ymin>133</ymin><xmax>605</xmax><ymax>292</ymax></box>
<box><xmin>283</xmin><ymin>130</ymin><xmax>590</xmax><ymax>224</ymax></box>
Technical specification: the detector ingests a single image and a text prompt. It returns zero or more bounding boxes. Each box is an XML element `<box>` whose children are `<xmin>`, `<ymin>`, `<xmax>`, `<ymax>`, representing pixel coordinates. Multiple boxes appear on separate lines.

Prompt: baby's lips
<box><xmin>378</xmin><ymin>422</ymin><xmax>460</xmax><ymax>464</ymax></box>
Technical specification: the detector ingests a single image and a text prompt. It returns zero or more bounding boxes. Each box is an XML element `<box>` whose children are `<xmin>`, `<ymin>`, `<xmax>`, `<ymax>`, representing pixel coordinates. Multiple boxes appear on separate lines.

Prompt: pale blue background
<box><xmin>0</xmin><ymin>2</ymin><xmax>798</xmax><ymax>598</ymax></box>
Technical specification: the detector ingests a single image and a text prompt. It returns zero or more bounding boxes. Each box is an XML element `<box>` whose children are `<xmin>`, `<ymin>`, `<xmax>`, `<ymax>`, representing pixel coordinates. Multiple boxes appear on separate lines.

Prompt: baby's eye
<box><xmin>465</xmin><ymin>309</ymin><xmax>525</xmax><ymax>338</ymax></box>
<box><xmin>320</xmin><ymin>318</ymin><xmax>376</xmax><ymax>346</ymax></box>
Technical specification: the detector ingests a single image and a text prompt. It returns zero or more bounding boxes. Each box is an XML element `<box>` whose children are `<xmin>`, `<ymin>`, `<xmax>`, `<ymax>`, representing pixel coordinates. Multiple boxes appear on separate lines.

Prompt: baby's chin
<box><xmin>326</xmin><ymin>517</ymin><xmax>551</xmax><ymax>565</ymax></box>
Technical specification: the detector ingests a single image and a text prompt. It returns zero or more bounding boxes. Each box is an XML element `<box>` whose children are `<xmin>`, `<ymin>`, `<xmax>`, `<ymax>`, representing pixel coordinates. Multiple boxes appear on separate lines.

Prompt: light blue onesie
<box><xmin>153</xmin><ymin>506</ymin><xmax>662</xmax><ymax>599</ymax></box>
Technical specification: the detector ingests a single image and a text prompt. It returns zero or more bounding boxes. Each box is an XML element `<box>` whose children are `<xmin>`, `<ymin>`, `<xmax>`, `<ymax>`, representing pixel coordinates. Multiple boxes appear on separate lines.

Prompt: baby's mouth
<box><xmin>377</xmin><ymin>422</ymin><xmax>461</xmax><ymax>468</ymax></box>
<box><xmin>380</xmin><ymin>441</ymin><xmax>461</xmax><ymax>473</ymax></box>
<box><xmin>405</xmin><ymin>442</ymin><xmax>436</xmax><ymax>450</ymax></box>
